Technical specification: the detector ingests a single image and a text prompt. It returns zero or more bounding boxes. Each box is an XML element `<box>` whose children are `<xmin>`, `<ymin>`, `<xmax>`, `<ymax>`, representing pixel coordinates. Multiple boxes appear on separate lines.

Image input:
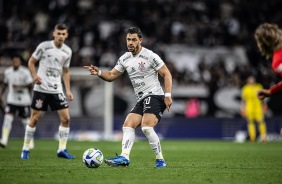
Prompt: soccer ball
<box><xmin>83</xmin><ymin>148</ymin><xmax>103</xmax><ymax>168</ymax></box>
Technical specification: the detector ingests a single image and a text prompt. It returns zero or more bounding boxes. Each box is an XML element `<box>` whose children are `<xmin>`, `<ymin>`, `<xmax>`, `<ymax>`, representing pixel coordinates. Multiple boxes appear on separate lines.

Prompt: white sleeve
<box><xmin>114</xmin><ymin>58</ymin><xmax>125</xmax><ymax>73</ymax></box>
<box><xmin>150</xmin><ymin>52</ymin><xmax>164</xmax><ymax>71</ymax></box>
<box><xmin>63</xmin><ymin>50</ymin><xmax>72</xmax><ymax>68</ymax></box>
<box><xmin>3</xmin><ymin>70</ymin><xmax>8</xmax><ymax>84</ymax></box>
<box><xmin>32</xmin><ymin>42</ymin><xmax>45</xmax><ymax>61</ymax></box>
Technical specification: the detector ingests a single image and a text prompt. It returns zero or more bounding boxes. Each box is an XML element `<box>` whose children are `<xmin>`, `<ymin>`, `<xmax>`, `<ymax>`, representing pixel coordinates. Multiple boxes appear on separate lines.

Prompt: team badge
<box><xmin>138</xmin><ymin>61</ymin><xmax>146</xmax><ymax>71</ymax></box>
<box><xmin>35</xmin><ymin>99</ymin><xmax>43</xmax><ymax>109</ymax></box>
<box><xmin>61</xmin><ymin>56</ymin><xmax>66</xmax><ymax>64</ymax></box>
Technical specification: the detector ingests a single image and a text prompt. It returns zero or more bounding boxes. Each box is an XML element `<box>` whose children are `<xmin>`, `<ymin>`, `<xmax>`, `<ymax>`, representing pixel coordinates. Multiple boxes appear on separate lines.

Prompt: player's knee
<box><xmin>122</xmin><ymin>122</ymin><xmax>138</xmax><ymax>129</ymax></box>
<box><xmin>30</xmin><ymin>116</ymin><xmax>39</xmax><ymax>127</ymax></box>
<box><xmin>61</xmin><ymin>116</ymin><xmax>70</xmax><ymax>125</ymax></box>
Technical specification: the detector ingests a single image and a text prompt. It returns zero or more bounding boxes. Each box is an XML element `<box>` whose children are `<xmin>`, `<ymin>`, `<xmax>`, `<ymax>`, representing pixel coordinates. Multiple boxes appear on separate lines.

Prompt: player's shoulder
<box><xmin>62</xmin><ymin>43</ymin><xmax>72</xmax><ymax>55</ymax></box>
<box><xmin>118</xmin><ymin>52</ymin><xmax>131</xmax><ymax>63</ymax></box>
<box><xmin>142</xmin><ymin>47</ymin><xmax>155</xmax><ymax>57</ymax></box>
<box><xmin>142</xmin><ymin>47</ymin><xmax>162</xmax><ymax>61</ymax></box>
<box><xmin>255</xmin><ymin>83</ymin><xmax>263</xmax><ymax>88</ymax></box>
<box><xmin>4</xmin><ymin>66</ymin><xmax>13</xmax><ymax>74</ymax></box>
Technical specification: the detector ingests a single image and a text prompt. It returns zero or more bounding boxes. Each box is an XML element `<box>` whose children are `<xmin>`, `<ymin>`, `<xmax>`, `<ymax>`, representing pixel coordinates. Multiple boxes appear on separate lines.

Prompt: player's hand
<box><xmin>164</xmin><ymin>97</ymin><xmax>173</xmax><ymax>112</ymax></box>
<box><xmin>257</xmin><ymin>89</ymin><xmax>271</xmax><ymax>100</ymax></box>
<box><xmin>33</xmin><ymin>75</ymin><xmax>42</xmax><ymax>85</ymax></box>
<box><xmin>84</xmin><ymin>65</ymin><xmax>99</xmax><ymax>75</ymax></box>
<box><xmin>240</xmin><ymin>108</ymin><xmax>246</xmax><ymax>117</ymax></box>
<box><xmin>67</xmin><ymin>91</ymin><xmax>73</xmax><ymax>101</ymax></box>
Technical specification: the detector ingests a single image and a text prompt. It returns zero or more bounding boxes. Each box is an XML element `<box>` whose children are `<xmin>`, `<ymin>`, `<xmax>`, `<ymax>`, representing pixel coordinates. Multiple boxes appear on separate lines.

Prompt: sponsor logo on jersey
<box><xmin>62</xmin><ymin>49</ymin><xmax>69</xmax><ymax>55</ymax></box>
<box><xmin>138</xmin><ymin>92</ymin><xmax>143</xmax><ymax>99</ymax></box>
<box><xmin>138</xmin><ymin>61</ymin><xmax>146</xmax><ymax>71</ymax></box>
<box><xmin>36</xmin><ymin>49</ymin><xmax>43</xmax><ymax>56</ymax></box>
<box><xmin>47</xmin><ymin>82</ymin><xmax>58</xmax><ymax>89</ymax></box>
<box><xmin>139</xmin><ymin>55</ymin><xmax>148</xmax><ymax>60</ymax></box>
<box><xmin>45</xmin><ymin>47</ymin><xmax>53</xmax><ymax>51</ymax></box>
<box><xmin>153</xmin><ymin>58</ymin><xmax>159</xmax><ymax>67</ymax></box>
<box><xmin>131</xmin><ymin>67</ymin><xmax>136</xmax><ymax>73</ymax></box>
<box><xmin>159</xmin><ymin>112</ymin><xmax>163</xmax><ymax>117</ymax></box>
<box><xmin>46</xmin><ymin>68</ymin><xmax>60</xmax><ymax>78</ymax></box>
<box><xmin>133</xmin><ymin>81</ymin><xmax>145</xmax><ymax>88</ymax></box>
<box><xmin>35</xmin><ymin>99</ymin><xmax>43</xmax><ymax>109</ymax></box>
<box><xmin>275</xmin><ymin>63</ymin><xmax>282</xmax><ymax>73</ymax></box>
<box><xmin>48</xmin><ymin>55</ymin><xmax>52</xmax><ymax>57</ymax></box>
<box><xmin>132</xmin><ymin>76</ymin><xmax>145</xmax><ymax>80</ymax></box>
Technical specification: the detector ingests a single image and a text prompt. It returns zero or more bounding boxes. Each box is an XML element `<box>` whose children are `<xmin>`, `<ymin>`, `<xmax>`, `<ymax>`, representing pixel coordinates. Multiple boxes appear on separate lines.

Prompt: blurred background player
<box><xmin>85</xmin><ymin>27</ymin><xmax>173</xmax><ymax>167</ymax></box>
<box><xmin>241</xmin><ymin>75</ymin><xmax>267</xmax><ymax>142</ymax></box>
<box><xmin>0</xmin><ymin>56</ymin><xmax>34</xmax><ymax>148</ymax></box>
<box><xmin>255</xmin><ymin>23</ymin><xmax>282</xmax><ymax>136</ymax></box>
<box><xmin>21</xmin><ymin>24</ymin><xmax>74</xmax><ymax>159</ymax></box>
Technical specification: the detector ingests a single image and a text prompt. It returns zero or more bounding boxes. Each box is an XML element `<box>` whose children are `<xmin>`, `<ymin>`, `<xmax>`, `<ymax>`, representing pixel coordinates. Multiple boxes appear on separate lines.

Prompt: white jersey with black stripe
<box><xmin>4</xmin><ymin>66</ymin><xmax>33</xmax><ymax>106</ymax></box>
<box><xmin>32</xmin><ymin>40</ymin><xmax>72</xmax><ymax>94</ymax></box>
<box><xmin>114</xmin><ymin>47</ymin><xmax>165</xmax><ymax>101</ymax></box>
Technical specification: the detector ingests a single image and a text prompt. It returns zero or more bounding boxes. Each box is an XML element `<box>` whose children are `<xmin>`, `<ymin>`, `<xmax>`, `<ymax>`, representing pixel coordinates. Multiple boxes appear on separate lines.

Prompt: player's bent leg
<box><xmin>57</xmin><ymin>108</ymin><xmax>74</xmax><ymax>159</ymax></box>
<box><xmin>1</xmin><ymin>114</ymin><xmax>14</xmax><ymax>148</ymax></box>
<box><xmin>142</xmin><ymin>114</ymin><xmax>167</xmax><ymax>167</ymax></box>
<box><xmin>104</xmin><ymin>113</ymin><xmax>141</xmax><ymax>167</ymax></box>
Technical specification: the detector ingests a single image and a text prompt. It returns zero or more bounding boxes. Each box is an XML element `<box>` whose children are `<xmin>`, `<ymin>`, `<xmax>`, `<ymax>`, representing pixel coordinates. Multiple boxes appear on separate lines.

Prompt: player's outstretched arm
<box><xmin>257</xmin><ymin>89</ymin><xmax>271</xmax><ymax>100</ymax></box>
<box><xmin>157</xmin><ymin>64</ymin><xmax>173</xmax><ymax>112</ymax></box>
<box><xmin>28</xmin><ymin>56</ymin><xmax>42</xmax><ymax>84</ymax></box>
<box><xmin>84</xmin><ymin>65</ymin><xmax>122</xmax><ymax>82</ymax></box>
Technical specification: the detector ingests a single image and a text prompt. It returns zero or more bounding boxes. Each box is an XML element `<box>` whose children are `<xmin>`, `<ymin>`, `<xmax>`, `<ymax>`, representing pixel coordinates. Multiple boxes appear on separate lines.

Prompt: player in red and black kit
<box><xmin>254</xmin><ymin>23</ymin><xmax>282</xmax><ymax>136</ymax></box>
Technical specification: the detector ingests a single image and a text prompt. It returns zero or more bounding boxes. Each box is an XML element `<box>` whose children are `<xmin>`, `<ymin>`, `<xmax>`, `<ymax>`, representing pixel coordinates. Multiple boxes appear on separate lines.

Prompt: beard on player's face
<box><xmin>128</xmin><ymin>44</ymin><xmax>139</xmax><ymax>55</ymax></box>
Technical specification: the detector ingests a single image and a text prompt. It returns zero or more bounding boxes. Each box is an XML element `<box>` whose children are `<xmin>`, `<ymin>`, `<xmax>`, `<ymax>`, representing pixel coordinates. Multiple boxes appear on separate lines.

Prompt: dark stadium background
<box><xmin>0</xmin><ymin>0</ymin><xmax>282</xmax><ymax>140</ymax></box>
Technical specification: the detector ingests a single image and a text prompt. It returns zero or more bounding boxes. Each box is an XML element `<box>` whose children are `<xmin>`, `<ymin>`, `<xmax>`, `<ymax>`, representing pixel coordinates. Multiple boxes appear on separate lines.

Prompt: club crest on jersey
<box><xmin>61</xmin><ymin>56</ymin><xmax>66</xmax><ymax>63</ymax></box>
<box><xmin>138</xmin><ymin>61</ymin><xmax>145</xmax><ymax>71</ymax></box>
<box><xmin>35</xmin><ymin>99</ymin><xmax>43</xmax><ymax>109</ymax></box>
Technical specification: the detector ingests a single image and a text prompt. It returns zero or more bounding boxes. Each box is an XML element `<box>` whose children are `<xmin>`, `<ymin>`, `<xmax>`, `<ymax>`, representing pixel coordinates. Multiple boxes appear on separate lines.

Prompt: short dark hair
<box><xmin>54</xmin><ymin>23</ymin><xmax>68</xmax><ymax>31</ymax></box>
<box><xmin>127</xmin><ymin>27</ymin><xmax>142</xmax><ymax>38</ymax></box>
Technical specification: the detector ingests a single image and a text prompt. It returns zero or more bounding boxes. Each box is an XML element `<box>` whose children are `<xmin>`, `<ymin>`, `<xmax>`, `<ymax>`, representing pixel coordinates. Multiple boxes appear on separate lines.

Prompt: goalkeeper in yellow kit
<box><xmin>241</xmin><ymin>76</ymin><xmax>267</xmax><ymax>142</ymax></box>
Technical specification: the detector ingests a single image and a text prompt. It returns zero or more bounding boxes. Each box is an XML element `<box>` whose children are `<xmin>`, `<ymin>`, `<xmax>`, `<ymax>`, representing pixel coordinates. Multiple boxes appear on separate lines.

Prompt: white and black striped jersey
<box><xmin>114</xmin><ymin>47</ymin><xmax>165</xmax><ymax>101</ymax></box>
<box><xmin>32</xmin><ymin>40</ymin><xmax>72</xmax><ymax>94</ymax></box>
<box><xmin>3</xmin><ymin>66</ymin><xmax>33</xmax><ymax>106</ymax></box>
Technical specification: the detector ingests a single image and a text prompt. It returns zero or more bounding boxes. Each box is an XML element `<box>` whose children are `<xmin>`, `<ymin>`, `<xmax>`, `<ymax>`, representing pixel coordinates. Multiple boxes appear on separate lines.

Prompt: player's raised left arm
<box><xmin>63</xmin><ymin>67</ymin><xmax>73</xmax><ymax>101</ymax></box>
<box><xmin>158</xmin><ymin>64</ymin><xmax>173</xmax><ymax>112</ymax></box>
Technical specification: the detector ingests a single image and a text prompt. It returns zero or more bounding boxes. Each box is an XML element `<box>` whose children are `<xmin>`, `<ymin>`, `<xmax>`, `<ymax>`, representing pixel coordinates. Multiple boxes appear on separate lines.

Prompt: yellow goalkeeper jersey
<box><xmin>241</xmin><ymin>83</ymin><xmax>263</xmax><ymax>120</ymax></box>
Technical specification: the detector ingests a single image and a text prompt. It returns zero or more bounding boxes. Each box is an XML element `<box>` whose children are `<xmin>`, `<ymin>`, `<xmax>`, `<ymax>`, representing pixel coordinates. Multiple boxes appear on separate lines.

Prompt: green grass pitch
<box><xmin>0</xmin><ymin>140</ymin><xmax>281</xmax><ymax>184</ymax></box>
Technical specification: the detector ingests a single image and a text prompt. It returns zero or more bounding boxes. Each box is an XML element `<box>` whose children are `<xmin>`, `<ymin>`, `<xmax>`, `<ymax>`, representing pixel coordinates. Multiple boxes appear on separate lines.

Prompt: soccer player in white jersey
<box><xmin>0</xmin><ymin>56</ymin><xmax>34</xmax><ymax>148</ymax></box>
<box><xmin>85</xmin><ymin>27</ymin><xmax>173</xmax><ymax>167</ymax></box>
<box><xmin>21</xmin><ymin>24</ymin><xmax>75</xmax><ymax>159</ymax></box>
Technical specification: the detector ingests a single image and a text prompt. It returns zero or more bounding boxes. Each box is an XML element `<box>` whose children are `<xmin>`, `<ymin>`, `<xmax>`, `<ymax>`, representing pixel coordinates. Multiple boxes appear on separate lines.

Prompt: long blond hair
<box><xmin>254</xmin><ymin>23</ymin><xmax>282</xmax><ymax>59</ymax></box>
